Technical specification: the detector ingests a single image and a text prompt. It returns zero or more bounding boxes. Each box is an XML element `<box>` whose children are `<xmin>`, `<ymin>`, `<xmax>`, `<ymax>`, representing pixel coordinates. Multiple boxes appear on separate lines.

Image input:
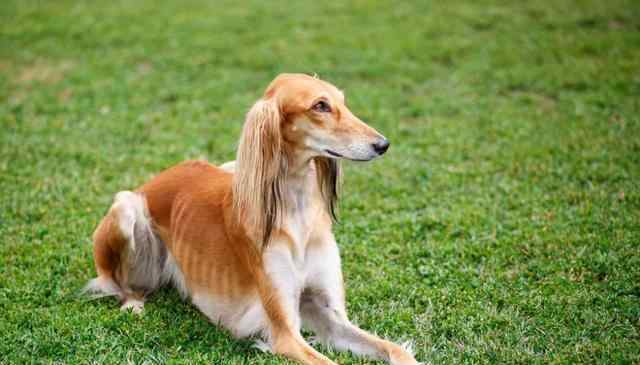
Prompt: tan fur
<box><xmin>88</xmin><ymin>74</ymin><xmax>418</xmax><ymax>365</ymax></box>
<box><xmin>234</xmin><ymin>97</ymin><xmax>288</xmax><ymax>247</ymax></box>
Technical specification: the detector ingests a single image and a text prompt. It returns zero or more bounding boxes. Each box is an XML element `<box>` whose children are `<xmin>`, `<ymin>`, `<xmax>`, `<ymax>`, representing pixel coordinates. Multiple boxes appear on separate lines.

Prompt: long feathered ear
<box><xmin>314</xmin><ymin>157</ymin><xmax>341</xmax><ymax>221</ymax></box>
<box><xmin>233</xmin><ymin>98</ymin><xmax>288</xmax><ymax>249</ymax></box>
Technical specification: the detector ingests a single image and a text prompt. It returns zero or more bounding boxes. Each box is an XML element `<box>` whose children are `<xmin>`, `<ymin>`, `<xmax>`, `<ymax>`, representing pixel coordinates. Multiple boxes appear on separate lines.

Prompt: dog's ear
<box><xmin>314</xmin><ymin>157</ymin><xmax>340</xmax><ymax>221</ymax></box>
<box><xmin>238</xmin><ymin>98</ymin><xmax>282</xmax><ymax>167</ymax></box>
<box><xmin>234</xmin><ymin>97</ymin><xmax>287</xmax><ymax>249</ymax></box>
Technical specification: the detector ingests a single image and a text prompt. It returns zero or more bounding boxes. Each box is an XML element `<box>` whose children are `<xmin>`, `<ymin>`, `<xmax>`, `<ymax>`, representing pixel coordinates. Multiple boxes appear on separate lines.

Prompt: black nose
<box><xmin>372</xmin><ymin>139</ymin><xmax>390</xmax><ymax>155</ymax></box>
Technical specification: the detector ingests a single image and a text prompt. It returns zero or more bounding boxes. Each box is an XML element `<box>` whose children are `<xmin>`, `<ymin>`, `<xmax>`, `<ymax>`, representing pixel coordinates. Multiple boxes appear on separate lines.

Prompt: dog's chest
<box><xmin>282</xmin><ymin>173</ymin><xmax>333</xmax><ymax>271</ymax></box>
<box><xmin>272</xmin><ymin>169</ymin><xmax>330</xmax><ymax>286</ymax></box>
<box><xmin>283</xmin><ymin>185</ymin><xmax>317</xmax><ymax>255</ymax></box>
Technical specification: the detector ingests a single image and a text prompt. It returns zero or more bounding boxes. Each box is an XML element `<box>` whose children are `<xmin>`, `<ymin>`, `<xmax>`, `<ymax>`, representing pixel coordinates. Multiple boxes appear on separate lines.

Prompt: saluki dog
<box><xmin>85</xmin><ymin>73</ymin><xmax>420</xmax><ymax>365</ymax></box>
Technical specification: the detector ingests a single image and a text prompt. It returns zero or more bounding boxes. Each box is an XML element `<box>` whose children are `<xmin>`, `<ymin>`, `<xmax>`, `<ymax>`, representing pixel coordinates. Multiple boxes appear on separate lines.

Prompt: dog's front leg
<box><xmin>260</xmin><ymin>241</ymin><xmax>339</xmax><ymax>365</ymax></box>
<box><xmin>301</xmin><ymin>236</ymin><xmax>420</xmax><ymax>365</ymax></box>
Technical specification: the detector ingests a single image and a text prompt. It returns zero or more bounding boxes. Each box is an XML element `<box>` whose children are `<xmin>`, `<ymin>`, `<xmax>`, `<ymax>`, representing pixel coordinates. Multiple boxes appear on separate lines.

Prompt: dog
<box><xmin>85</xmin><ymin>73</ymin><xmax>420</xmax><ymax>365</ymax></box>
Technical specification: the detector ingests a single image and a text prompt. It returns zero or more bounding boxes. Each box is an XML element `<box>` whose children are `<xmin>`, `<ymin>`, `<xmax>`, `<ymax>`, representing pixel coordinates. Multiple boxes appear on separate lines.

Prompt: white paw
<box><xmin>400</xmin><ymin>340</ymin><xmax>415</xmax><ymax>355</ymax></box>
<box><xmin>253</xmin><ymin>339</ymin><xmax>272</xmax><ymax>353</ymax></box>
<box><xmin>308</xmin><ymin>336</ymin><xmax>321</xmax><ymax>346</ymax></box>
<box><xmin>120</xmin><ymin>298</ymin><xmax>144</xmax><ymax>314</ymax></box>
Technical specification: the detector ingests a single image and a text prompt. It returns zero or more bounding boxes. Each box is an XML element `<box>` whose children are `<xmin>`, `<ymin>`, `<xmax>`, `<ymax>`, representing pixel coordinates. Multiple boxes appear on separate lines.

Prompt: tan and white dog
<box><xmin>85</xmin><ymin>74</ymin><xmax>419</xmax><ymax>365</ymax></box>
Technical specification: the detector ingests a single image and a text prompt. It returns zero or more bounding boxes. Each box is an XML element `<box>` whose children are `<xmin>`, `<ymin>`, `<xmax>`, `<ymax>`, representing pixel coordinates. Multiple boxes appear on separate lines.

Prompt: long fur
<box><xmin>233</xmin><ymin>98</ymin><xmax>289</xmax><ymax>248</ymax></box>
<box><xmin>233</xmin><ymin>99</ymin><xmax>342</xmax><ymax>249</ymax></box>
<box><xmin>314</xmin><ymin>157</ymin><xmax>340</xmax><ymax>221</ymax></box>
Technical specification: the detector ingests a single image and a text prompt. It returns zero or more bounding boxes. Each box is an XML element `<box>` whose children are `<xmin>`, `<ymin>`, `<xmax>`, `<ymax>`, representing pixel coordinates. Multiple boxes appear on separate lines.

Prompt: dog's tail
<box><xmin>83</xmin><ymin>191</ymin><xmax>168</xmax><ymax>301</ymax></box>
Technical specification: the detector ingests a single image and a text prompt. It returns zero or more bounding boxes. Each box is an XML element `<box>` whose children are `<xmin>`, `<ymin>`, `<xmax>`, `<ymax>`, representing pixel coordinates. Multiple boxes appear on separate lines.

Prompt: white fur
<box><xmin>263</xmin><ymin>243</ymin><xmax>304</xmax><ymax>335</ymax></box>
<box><xmin>219</xmin><ymin>160</ymin><xmax>236</xmax><ymax>172</ymax></box>
<box><xmin>300</xmin><ymin>237</ymin><xmax>382</xmax><ymax>357</ymax></box>
<box><xmin>191</xmin><ymin>292</ymin><xmax>268</xmax><ymax>339</ymax></box>
<box><xmin>114</xmin><ymin>191</ymin><xmax>167</xmax><ymax>295</ymax></box>
<box><xmin>253</xmin><ymin>339</ymin><xmax>273</xmax><ymax>353</ymax></box>
<box><xmin>121</xmin><ymin>298</ymin><xmax>144</xmax><ymax>314</ymax></box>
<box><xmin>82</xmin><ymin>276</ymin><xmax>122</xmax><ymax>299</ymax></box>
<box><xmin>113</xmin><ymin>191</ymin><xmax>147</xmax><ymax>250</ymax></box>
<box><xmin>114</xmin><ymin>193</ymin><xmax>188</xmax><ymax>299</ymax></box>
<box><xmin>162</xmin><ymin>252</ymin><xmax>188</xmax><ymax>299</ymax></box>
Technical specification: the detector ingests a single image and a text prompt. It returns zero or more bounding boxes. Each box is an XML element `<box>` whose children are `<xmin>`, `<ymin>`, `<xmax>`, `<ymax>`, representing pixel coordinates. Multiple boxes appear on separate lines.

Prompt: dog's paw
<box><xmin>388</xmin><ymin>340</ymin><xmax>422</xmax><ymax>365</ymax></box>
<box><xmin>253</xmin><ymin>339</ymin><xmax>272</xmax><ymax>353</ymax></box>
<box><xmin>120</xmin><ymin>298</ymin><xmax>144</xmax><ymax>314</ymax></box>
<box><xmin>400</xmin><ymin>340</ymin><xmax>415</xmax><ymax>355</ymax></box>
<box><xmin>308</xmin><ymin>336</ymin><xmax>323</xmax><ymax>346</ymax></box>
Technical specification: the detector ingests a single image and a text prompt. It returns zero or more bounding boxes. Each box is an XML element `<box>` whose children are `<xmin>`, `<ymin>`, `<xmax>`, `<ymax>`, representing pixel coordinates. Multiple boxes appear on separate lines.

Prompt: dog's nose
<box><xmin>372</xmin><ymin>139</ymin><xmax>390</xmax><ymax>155</ymax></box>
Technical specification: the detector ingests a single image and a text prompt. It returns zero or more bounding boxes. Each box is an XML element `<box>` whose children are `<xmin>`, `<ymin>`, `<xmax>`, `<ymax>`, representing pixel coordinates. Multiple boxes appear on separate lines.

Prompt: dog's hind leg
<box><xmin>86</xmin><ymin>191</ymin><xmax>167</xmax><ymax>314</ymax></box>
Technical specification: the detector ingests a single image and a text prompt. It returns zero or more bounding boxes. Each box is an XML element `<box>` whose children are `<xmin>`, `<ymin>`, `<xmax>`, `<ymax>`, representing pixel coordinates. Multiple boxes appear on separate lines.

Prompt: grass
<box><xmin>1</xmin><ymin>0</ymin><xmax>639</xmax><ymax>364</ymax></box>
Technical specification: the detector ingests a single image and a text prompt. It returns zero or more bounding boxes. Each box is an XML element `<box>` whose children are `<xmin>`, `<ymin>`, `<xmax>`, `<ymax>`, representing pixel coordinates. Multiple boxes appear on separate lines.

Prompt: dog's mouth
<box><xmin>324</xmin><ymin>149</ymin><xmax>372</xmax><ymax>162</ymax></box>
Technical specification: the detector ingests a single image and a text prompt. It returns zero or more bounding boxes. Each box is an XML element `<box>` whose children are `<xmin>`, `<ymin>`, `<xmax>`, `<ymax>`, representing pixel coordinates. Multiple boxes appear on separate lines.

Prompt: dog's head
<box><xmin>261</xmin><ymin>73</ymin><xmax>389</xmax><ymax>161</ymax></box>
<box><xmin>234</xmin><ymin>74</ymin><xmax>388</xmax><ymax>247</ymax></box>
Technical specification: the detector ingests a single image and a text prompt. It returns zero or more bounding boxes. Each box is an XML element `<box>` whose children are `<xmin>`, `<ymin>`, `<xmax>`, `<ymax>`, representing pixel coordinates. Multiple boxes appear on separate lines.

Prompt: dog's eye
<box><xmin>312</xmin><ymin>101</ymin><xmax>331</xmax><ymax>113</ymax></box>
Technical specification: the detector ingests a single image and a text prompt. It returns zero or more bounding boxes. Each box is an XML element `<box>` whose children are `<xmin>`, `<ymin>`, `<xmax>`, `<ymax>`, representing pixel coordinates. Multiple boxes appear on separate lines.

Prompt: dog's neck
<box><xmin>277</xmin><ymin>154</ymin><xmax>320</xmax><ymax>256</ymax></box>
<box><xmin>231</xmin><ymin>147</ymin><xmax>330</xmax><ymax>247</ymax></box>
<box><xmin>283</xmin><ymin>153</ymin><xmax>318</xmax><ymax>197</ymax></box>
<box><xmin>286</xmin><ymin>149</ymin><xmax>315</xmax><ymax>176</ymax></box>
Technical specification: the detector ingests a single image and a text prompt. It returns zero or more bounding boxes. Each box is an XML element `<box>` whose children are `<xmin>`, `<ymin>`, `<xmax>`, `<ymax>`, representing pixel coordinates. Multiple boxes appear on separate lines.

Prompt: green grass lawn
<box><xmin>1</xmin><ymin>0</ymin><xmax>639</xmax><ymax>364</ymax></box>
